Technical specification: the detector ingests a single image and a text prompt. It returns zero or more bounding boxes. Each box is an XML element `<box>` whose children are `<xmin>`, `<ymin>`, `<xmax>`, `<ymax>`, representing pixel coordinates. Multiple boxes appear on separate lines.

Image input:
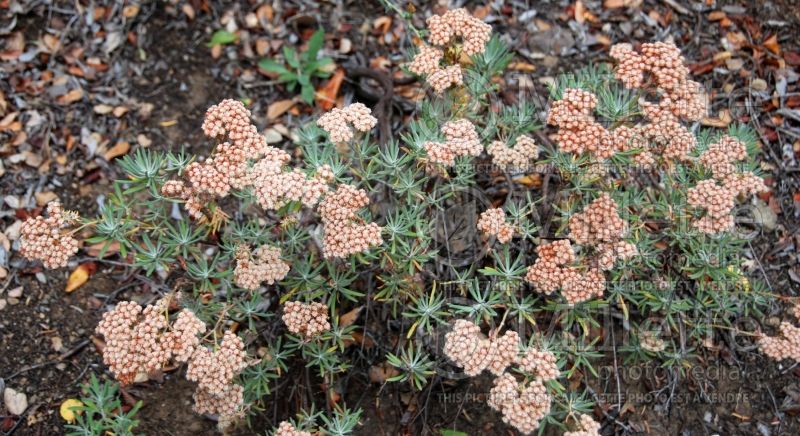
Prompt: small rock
<box><xmin>8</xmin><ymin>297</ymin><xmax>19</xmax><ymax>305</ymax></box>
<box><xmin>751</xmin><ymin>78</ymin><xmax>768</xmax><ymax>92</ymax></box>
<box><xmin>51</xmin><ymin>336</ymin><xmax>64</xmax><ymax>352</ymax></box>
<box><xmin>8</xmin><ymin>286</ymin><xmax>22</xmax><ymax>298</ymax></box>
<box><xmin>4</xmin><ymin>387</ymin><xmax>28</xmax><ymax>415</ymax></box>
<box><xmin>34</xmin><ymin>191</ymin><xmax>58</xmax><ymax>206</ymax></box>
<box><xmin>339</xmin><ymin>38</ymin><xmax>352</xmax><ymax>54</ymax></box>
<box><xmin>263</xmin><ymin>128</ymin><xmax>282</xmax><ymax>144</ymax></box>
<box><xmin>0</xmin><ymin>299</ymin><xmax>6</xmax><ymax>310</ymax></box>
<box><xmin>4</xmin><ymin>195</ymin><xmax>20</xmax><ymax>209</ymax></box>
<box><xmin>725</xmin><ymin>58</ymin><xmax>744</xmax><ymax>71</ymax></box>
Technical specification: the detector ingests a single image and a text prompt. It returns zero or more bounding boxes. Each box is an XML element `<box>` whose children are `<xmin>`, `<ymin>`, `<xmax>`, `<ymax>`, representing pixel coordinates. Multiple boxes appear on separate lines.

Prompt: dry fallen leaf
<box><xmin>57</xmin><ymin>88</ymin><xmax>84</xmax><ymax>105</ymax></box>
<box><xmin>316</xmin><ymin>68</ymin><xmax>345</xmax><ymax>111</ymax></box>
<box><xmin>60</xmin><ymin>399</ymin><xmax>83</xmax><ymax>423</ymax></box>
<box><xmin>65</xmin><ymin>263</ymin><xmax>96</xmax><ymax>293</ymax></box>
<box><xmin>267</xmin><ymin>99</ymin><xmax>296</xmax><ymax>120</ymax></box>
<box><xmin>34</xmin><ymin>191</ymin><xmax>58</xmax><ymax>206</ymax></box>
<box><xmin>369</xmin><ymin>362</ymin><xmax>400</xmax><ymax>383</ymax></box>
<box><xmin>104</xmin><ymin>141</ymin><xmax>130</xmax><ymax>160</ymax></box>
<box><xmin>763</xmin><ymin>34</ymin><xmax>781</xmax><ymax>55</ymax></box>
<box><xmin>339</xmin><ymin>305</ymin><xmax>363</xmax><ymax>328</ymax></box>
<box><xmin>701</xmin><ymin>109</ymin><xmax>733</xmax><ymax>128</ymax></box>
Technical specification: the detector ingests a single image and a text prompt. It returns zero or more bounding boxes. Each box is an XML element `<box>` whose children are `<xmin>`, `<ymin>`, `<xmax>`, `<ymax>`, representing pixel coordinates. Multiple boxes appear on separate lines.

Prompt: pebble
<box><xmin>4</xmin><ymin>387</ymin><xmax>28</xmax><ymax>415</ymax></box>
<box><xmin>751</xmin><ymin>78</ymin><xmax>768</xmax><ymax>92</ymax></box>
<box><xmin>0</xmin><ymin>299</ymin><xmax>6</xmax><ymax>310</ymax></box>
<box><xmin>8</xmin><ymin>286</ymin><xmax>22</xmax><ymax>298</ymax></box>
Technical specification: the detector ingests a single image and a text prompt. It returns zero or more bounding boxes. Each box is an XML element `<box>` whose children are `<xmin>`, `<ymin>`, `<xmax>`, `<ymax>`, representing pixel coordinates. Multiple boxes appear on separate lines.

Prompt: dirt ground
<box><xmin>2</xmin><ymin>0</ymin><xmax>800</xmax><ymax>435</ymax></box>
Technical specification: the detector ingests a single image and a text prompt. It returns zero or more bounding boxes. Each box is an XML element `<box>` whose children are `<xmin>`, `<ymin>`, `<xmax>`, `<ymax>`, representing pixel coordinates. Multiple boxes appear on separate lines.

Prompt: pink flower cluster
<box><xmin>187</xmin><ymin>331</ymin><xmax>249</xmax><ymax>421</ymax></box>
<box><xmin>19</xmin><ymin>201</ymin><xmax>80</xmax><ymax>269</ymax></box>
<box><xmin>759</xmin><ymin>322</ymin><xmax>800</xmax><ymax>363</ymax></box>
<box><xmin>526</xmin><ymin>195</ymin><xmax>636</xmax><ymax>304</ymax></box>
<box><xmin>234</xmin><ymin>245</ymin><xmax>290</xmax><ymax>290</ymax></box>
<box><xmin>487</xmin><ymin>135</ymin><xmax>539</xmax><ymax>170</ymax></box>
<box><xmin>611</xmin><ymin>42</ymin><xmax>707</xmax><ymax>162</ymax></box>
<box><xmin>443</xmin><ymin>320</ymin><xmax>519</xmax><ymax>376</ymax></box>
<box><xmin>443</xmin><ymin>319</ymin><xmax>560</xmax><ymax>434</ymax></box>
<box><xmin>95</xmin><ymin>297</ymin><xmax>206</xmax><ymax>385</ymax></box>
<box><xmin>275</xmin><ymin>421</ymin><xmax>311</xmax><ymax>436</ymax></box>
<box><xmin>564</xmin><ymin>414</ymin><xmax>602</xmax><ymax>436</ymax></box>
<box><xmin>282</xmin><ymin>301</ymin><xmax>331</xmax><ymax>338</ymax></box>
<box><xmin>488</xmin><ymin>374</ymin><xmax>551</xmax><ymax>434</ymax></box>
<box><xmin>317</xmin><ymin>184</ymin><xmax>383</xmax><ymax>258</ymax></box>
<box><xmin>408</xmin><ymin>8</ymin><xmax>491</xmax><ymax>93</ymax></box>
<box><xmin>477</xmin><ymin>208</ymin><xmax>514</xmax><ymax>243</ymax></box>
<box><xmin>96</xmin><ymin>298</ymin><xmax>250</xmax><ymax>424</ymax></box>
<box><xmin>547</xmin><ymin>88</ymin><xmax>616</xmax><ymax>160</ymax></box>
<box><xmin>424</xmin><ymin>119</ymin><xmax>483</xmax><ymax>166</ymax></box>
<box><xmin>317</xmin><ymin>103</ymin><xmax>378</xmax><ymax>143</ymax></box>
<box><xmin>689</xmin><ymin>135</ymin><xmax>767</xmax><ymax>234</ymax></box>
<box><xmin>162</xmin><ymin>100</ymin><xmax>333</xmax><ymax>219</ymax></box>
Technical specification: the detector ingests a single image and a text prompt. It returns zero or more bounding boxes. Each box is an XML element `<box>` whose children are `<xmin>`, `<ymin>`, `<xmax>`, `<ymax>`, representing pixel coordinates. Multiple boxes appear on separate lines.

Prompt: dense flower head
<box><xmin>234</xmin><ymin>245</ymin><xmax>290</xmax><ymax>290</ymax></box>
<box><xmin>488</xmin><ymin>374</ymin><xmax>551</xmax><ymax>434</ymax></box>
<box><xmin>568</xmin><ymin>194</ymin><xmax>627</xmax><ymax>246</ymax></box>
<box><xmin>759</xmin><ymin>321</ymin><xmax>800</xmax><ymax>362</ymax></box>
<box><xmin>519</xmin><ymin>348</ymin><xmax>559</xmax><ymax>381</ymax></box>
<box><xmin>96</xmin><ymin>298</ymin><xmax>206</xmax><ymax>385</ymax></box>
<box><xmin>275</xmin><ymin>421</ymin><xmax>312</xmax><ymax>436</ymax></box>
<box><xmin>19</xmin><ymin>201</ymin><xmax>80</xmax><ymax>269</ymax></box>
<box><xmin>185</xmin><ymin>331</ymin><xmax>249</xmax><ymax>426</ymax></box>
<box><xmin>425</xmin><ymin>118</ymin><xmax>483</xmax><ymax>166</ymax></box>
<box><xmin>477</xmin><ymin>208</ymin><xmax>514</xmax><ymax>243</ymax></box>
<box><xmin>443</xmin><ymin>320</ymin><xmax>522</xmax><ymax>376</ymax></box>
<box><xmin>687</xmin><ymin>179</ymin><xmax>736</xmax><ymax>234</ymax></box>
<box><xmin>409</xmin><ymin>45</ymin><xmax>443</xmax><ymax>76</ymax></box>
<box><xmin>427</xmin><ymin>65</ymin><xmax>463</xmax><ymax>94</ymax></box>
<box><xmin>317</xmin><ymin>103</ymin><xmax>378</xmax><ymax>143</ymax></box>
<box><xmin>525</xmin><ymin>240</ymin><xmax>576</xmax><ymax>295</ymax></box>
<box><xmin>282</xmin><ymin>301</ymin><xmax>331</xmax><ymax>337</ymax></box>
<box><xmin>317</xmin><ymin>184</ymin><xmax>383</xmax><ymax>258</ymax></box>
<box><xmin>564</xmin><ymin>414</ymin><xmax>602</xmax><ymax>436</ymax></box>
<box><xmin>561</xmin><ymin>267</ymin><xmax>606</xmax><ymax>305</ymax></box>
<box><xmin>193</xmin><ymin>383</ymin><xmax>244</xmax><ymax>423</ymax></box>
<box><xmin>425</xmin><ymin>8</ymin><xmax>492</xmax><ymax>56</ymax></box>
<box><xmin>488</xmin><ymin>135</ymin><xmax>539</xmax><ymax>170</ymax></box>
<box><xmin>547</xmin><ymin>88</ymin><xmax>621</xmax><ymax>159</ymax></box>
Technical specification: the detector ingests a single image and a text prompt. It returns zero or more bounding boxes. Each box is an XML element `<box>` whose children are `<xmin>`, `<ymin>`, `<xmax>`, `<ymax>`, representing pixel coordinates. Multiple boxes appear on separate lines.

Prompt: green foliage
<box><xmin>65</xmin><ymin>375</ymin><xmax>141</xmax><ymax>436</ymax></box>
<box><xmin>207</xmin><ymin>30</ymin><xmax>237</xmax><ymax>47</ymax></box>
<box><xmin>258</xmin><ymin>29</ymin><xmax>334</xmax><ymax>103</ymax></box>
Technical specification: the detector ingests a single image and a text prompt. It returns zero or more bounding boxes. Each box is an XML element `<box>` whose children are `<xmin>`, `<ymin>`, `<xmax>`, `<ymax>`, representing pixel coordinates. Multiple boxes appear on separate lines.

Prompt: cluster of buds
<box><xmin>233</xmin><ymin>245</ymin><xmax>290</xmax><ymax>290</ymax></box>
<box><xmin>758</xmin><ymin>302</ymin><xmax>800</xmax><ymax>363</ymax></box>
<box><xmin>526</xmin><ymin>194</ymin><xmax>636</xmax><ymax>304</ymax></box>
<box><xmin>547</xmin><ymin>88</ymin><xmax>617</xmax><ymax>160</ymax></box>
<box><xmin>162</xmin><ymin>100</ymin><xmax>333</xmax><ymax>221</ymax></box>
<box><xmin>95</xmin><ymin>297</ymin><xmax>206</xmax><ymax>385</ymax></box>
<box><xmin>487</xmin><ymin>135</ymin><xmax>539</xmax><ymax>171</ymax></box>
<box><xmin>564</xmin><ymin>414</ymin><xmax>602</xmax><ymax>436</ymax></box>
<box><xmin>639</xmin><ymin>330</ymin><xmax>667</xmax><ymax>353</ymax></box>
<box><xmin>19</xmin><ymin>201</ymin><xmax>80</xmax><ymax>269</ymax></box>
<box><xmin>316</xmin><ymin>103</ymin><xmax>378</xmax><ymax>143</ymax></box>
<box><xmin>568</xmin><ymin>194</ymin><xmax>637</xmax><ymax>271</ymax></box>
<box><xmin>317</xmin><ymin>184</ymin><xmax>383</xmax><ymax>258</ymax></box>
<box><xmin>424</xmin><ymin>119</ymin><xmax>483</xmax><ymax>166</ymax></box>
<box><xmin>187</xmin><ymin>331</ymin><xmax>249</xmax><ymax>422</ymax></box>
<box><xmin>282</xmin><ymin>301</ymin><xmax>331</xmax><ymax>338</ymax></box>
<box><xmin>96</xmin><ymin>298</ymin><xmax>250</xmax><ymax>425</ymax></box>
<box><xmin>442</xmin><ymin>319</ymin><xmax>562</xmax><ymax>434</ymax></box>
<box><xmin>275</xmin><ymin>421</ymin><xmax>311</xmax><ymax>436</ymax></box>
<box><xmin>524</xmin><ymin>240</ymin><xmax>606</xmax><ymax>305</ymax></box>
<box><xmin>689</xmin><ymin>135</ymin><xmax>767</xmax><ymax>234</ymax></box>
<box><xmin>443</xmin><ymin>320</ymin><xmax>520</xmax><ymax>376</ymax></box>
<box><xmin>408</xmin><ymin>8</ymin><xmax>491</xmax><ymax>93</ymax></box>
<box><xmin>477</xmin><ymin>208</ymin><xmax>515</xmax><ymax>243</ymax></box>
<box><xmin>488</xmin><ymin>374</ymin><xmax>551</xmax><ymax>434</ymax></box>
<box><xmin>610</xmin><ymin>42</ymin><xmax>707</xmax><ymax>163</ymax></box>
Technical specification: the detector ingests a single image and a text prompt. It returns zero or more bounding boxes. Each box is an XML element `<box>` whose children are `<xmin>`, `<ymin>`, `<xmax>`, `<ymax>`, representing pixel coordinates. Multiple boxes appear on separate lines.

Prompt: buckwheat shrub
<box><xmin>282</xmin><ymin>301</ymin><xmax>331</xmax><ymax>338</ymax></box>
<box><xmin>519</xmin><ymin>348</ymin><xmax>560</xmax><ymax>382</ymax></box>
<box><xmin>19</xmin><ymin>201</ymin><xmax>80</xmax><ymax>269</ymax></box>
<box><xmin>187</xmin><ymin>331</ymin><xmax>249</xmax><ymax>423</ymax></box>
<box><xmin>424</xmin><ymin>119</ymin><xmax>483</xmax><ymax>166</ymax></box>
<box><xmin>477</xmin><ymin>208</ymin><xmax>514</xmax><ymax>243</ymax></box>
